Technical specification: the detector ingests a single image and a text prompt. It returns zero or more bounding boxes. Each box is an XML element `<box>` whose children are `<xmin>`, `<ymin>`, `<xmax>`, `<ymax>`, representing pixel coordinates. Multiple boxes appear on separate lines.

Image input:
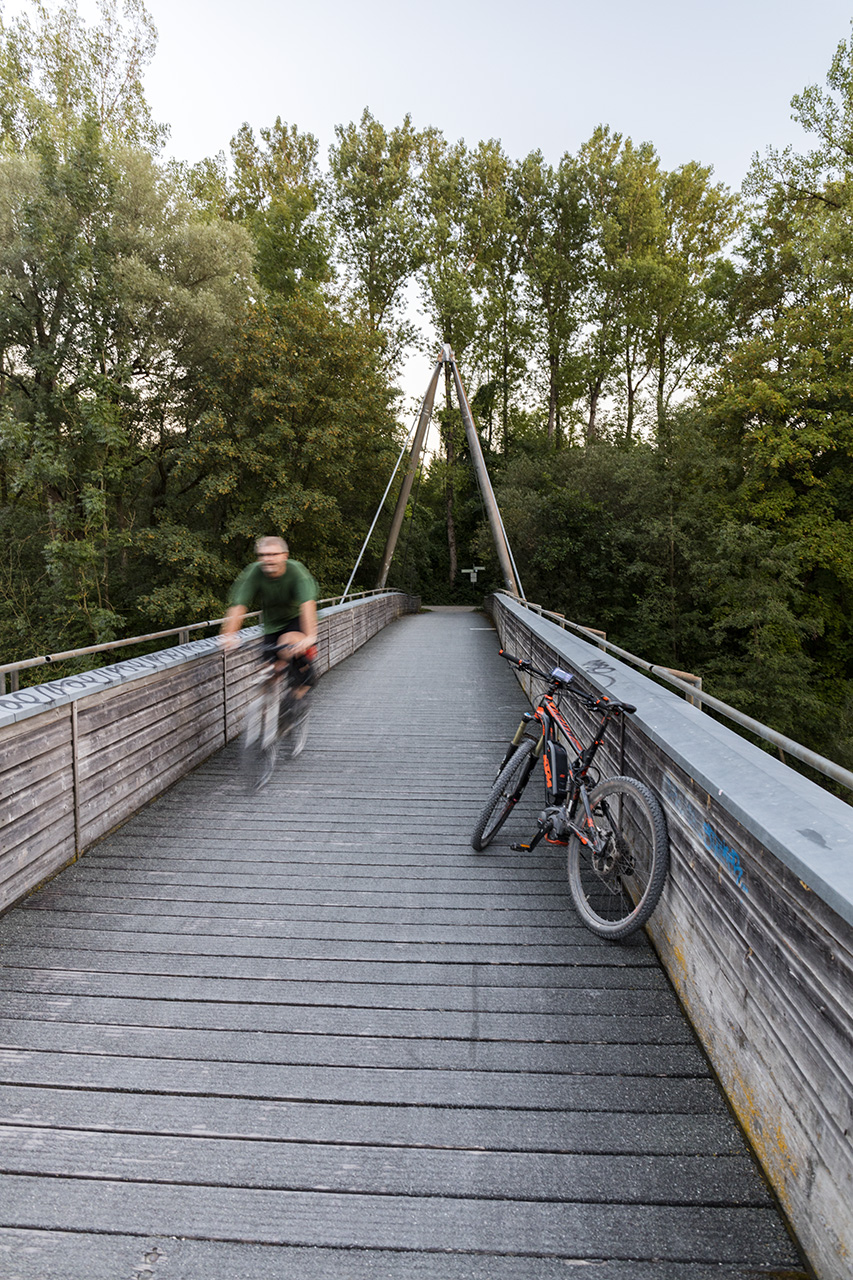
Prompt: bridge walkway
<box><xmin>0</xmin><ymin>608</ymin><xmax>807</xmax><ymax>1278</ymax></box>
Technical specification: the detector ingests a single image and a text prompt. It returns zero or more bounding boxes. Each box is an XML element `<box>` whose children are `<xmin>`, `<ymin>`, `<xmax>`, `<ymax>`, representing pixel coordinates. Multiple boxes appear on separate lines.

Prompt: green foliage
<box><xmin>328</xmin><ymin>108</ymin><xmax>423</xmax><ymax>366</ymax></box>
<box><xmin>134</xmin><ymin>293</ymin><xmax>401</xmax><ymax>616</ymax></box>
<box><xmin>0</xmin><ymin>122</ymin><xmax>254</xmax><ymax>651</ymax></box>
<box><xmin>0</xmin><ymin>0</ymin><xmax>164</xmax><ymax>153</ymax></box>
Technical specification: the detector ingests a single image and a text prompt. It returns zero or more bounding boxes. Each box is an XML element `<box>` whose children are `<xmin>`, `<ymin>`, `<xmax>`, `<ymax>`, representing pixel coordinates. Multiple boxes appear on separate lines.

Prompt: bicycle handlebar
<box><xmin>498</xmin><ymin>648</ymin><xmax>637</xmax><ymax>715</ymax></box>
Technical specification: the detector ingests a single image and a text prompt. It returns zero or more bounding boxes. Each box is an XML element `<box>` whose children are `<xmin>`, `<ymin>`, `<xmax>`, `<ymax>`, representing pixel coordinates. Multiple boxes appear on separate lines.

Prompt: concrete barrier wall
<box><xmin>490</xmin><ymin>592</ymin><xmax>853</xmax><ymax>1280</ymax></box>
<box><xmin>0</xmin><ymin>592</ymin><xmax>418</xmax><ymax>915</ymax></box>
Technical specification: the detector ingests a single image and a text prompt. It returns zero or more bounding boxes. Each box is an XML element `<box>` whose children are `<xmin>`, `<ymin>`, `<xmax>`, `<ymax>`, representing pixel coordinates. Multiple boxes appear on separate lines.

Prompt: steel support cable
<box><xmin>375</xmin><ymin>358</ymin><xmax>442</xmax><ymax>589</ymax></box>
<box><xmin>339</xmin><ymin>405</ymin><xmax>424</xmax><ymax>606</ymax></box>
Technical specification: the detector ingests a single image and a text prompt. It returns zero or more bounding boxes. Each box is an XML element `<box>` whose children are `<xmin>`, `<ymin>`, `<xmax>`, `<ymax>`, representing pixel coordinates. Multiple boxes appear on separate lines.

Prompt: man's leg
<box><xmin>276</xmin><ymin>629</ymin><xmax>315</xmax><ymax>699</ymax></box>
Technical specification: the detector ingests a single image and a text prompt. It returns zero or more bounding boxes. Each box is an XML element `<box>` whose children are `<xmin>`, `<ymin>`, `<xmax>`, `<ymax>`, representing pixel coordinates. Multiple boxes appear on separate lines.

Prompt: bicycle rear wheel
<box><xmin>567</xmin><ymin>776</ymin><xmax>669</xmax><ymax>940</ymax></box>
<box><xmin>471</xmin><ymin>739</ymin><xmax>537</xmax><ymax>851</ymax></box>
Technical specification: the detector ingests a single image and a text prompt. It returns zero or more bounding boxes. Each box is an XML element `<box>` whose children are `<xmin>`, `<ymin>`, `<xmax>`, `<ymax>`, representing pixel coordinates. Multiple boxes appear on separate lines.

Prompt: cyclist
<box><xmin>220</xmin><ymin>536</ymin><xmax>318</xmax><ymax>700</ymax></box>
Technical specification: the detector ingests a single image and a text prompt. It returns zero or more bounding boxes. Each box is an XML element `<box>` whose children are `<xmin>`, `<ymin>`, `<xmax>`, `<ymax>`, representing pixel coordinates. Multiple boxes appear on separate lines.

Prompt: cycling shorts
<box><xmin>261</xmin><ymin>623</ymin><xmax>317</xmax><ymax>687</ymax></box>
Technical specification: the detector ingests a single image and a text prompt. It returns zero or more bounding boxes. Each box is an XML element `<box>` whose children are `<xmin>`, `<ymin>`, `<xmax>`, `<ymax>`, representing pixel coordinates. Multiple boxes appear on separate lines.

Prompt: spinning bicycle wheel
<box><xmin>241</xmin><ymin>690</ymin><xmax>278</xmax><ymax>791</ymax></box>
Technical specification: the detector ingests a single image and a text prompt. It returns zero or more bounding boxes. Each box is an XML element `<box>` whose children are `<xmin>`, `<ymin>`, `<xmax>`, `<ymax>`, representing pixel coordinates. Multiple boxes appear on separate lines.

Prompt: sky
<box><xmin>137</xmin><ymin>0</ymin><xmax>853</xmax><ymax>189</ymax></box>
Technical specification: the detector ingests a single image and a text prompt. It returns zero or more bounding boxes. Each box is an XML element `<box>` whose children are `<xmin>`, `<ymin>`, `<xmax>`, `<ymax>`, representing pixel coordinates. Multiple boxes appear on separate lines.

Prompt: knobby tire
<box><xmin>567</xmin><ymin>775</ymin><xmax>669</xmax><ymax>940</ymax></box>
<box><xmin>471</xmin><ymin>739</ymin><xmax>537</xmax><ymax>850</ymax></box>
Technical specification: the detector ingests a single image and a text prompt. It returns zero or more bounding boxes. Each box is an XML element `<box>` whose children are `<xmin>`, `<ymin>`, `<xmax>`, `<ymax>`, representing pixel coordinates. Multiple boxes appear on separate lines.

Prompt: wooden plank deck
<box><xmin>0</xmin><ymin>607</ymin><xmax>810</xmax><ymax>1279</ymax></box>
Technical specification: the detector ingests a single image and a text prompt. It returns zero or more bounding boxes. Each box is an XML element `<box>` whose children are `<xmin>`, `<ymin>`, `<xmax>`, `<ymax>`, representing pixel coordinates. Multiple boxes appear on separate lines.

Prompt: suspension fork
<box><xmin>496</xmin><ymin>712</ymin><xmax>544</xmax><ymax>775</ymax></box>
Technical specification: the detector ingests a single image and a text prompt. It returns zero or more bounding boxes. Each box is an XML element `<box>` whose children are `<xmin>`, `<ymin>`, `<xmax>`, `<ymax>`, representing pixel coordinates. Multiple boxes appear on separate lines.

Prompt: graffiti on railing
<box><xmin>0</xmin><ymin>636</ymin><xmax>222</xmax><ymax>723</ymax></box>
<box><xmin>581</xmin><ymin>657</ymin><xmax>618</xmax><ymax>688</ymax></box>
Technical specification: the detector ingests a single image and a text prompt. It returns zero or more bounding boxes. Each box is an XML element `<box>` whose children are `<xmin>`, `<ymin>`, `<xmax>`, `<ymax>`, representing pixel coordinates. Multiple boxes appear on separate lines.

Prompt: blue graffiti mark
<box><xmin>662</xmin><ymin>773</ymin><xmax>748</xmax><ymax>893</ymax></box>
<box><xmin>581</xmin><ymin>658</ymin><xmax>617</xmax><ymax>688</ymax></box>
<box><xmin>702</xmin><ymin>821</ymin><xmax>748</xmax><ymax>891</ymax></box>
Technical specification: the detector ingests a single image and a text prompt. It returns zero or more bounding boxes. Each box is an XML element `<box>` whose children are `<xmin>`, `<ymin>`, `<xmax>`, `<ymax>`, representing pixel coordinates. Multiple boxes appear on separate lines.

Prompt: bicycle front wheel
<box><xmin>567</xmin><ymin>776</ymin><xmax>669</xmax><ymax>940</ymax></box>
<box><xmin>471</xmin><ymin>739</ymin><xmax>537</xmax><ymax>851</ymax></box>
<box><xmin>241</xmin><ymin>694</ymin><xmax>277</xmax><ymax>792</ymax></box>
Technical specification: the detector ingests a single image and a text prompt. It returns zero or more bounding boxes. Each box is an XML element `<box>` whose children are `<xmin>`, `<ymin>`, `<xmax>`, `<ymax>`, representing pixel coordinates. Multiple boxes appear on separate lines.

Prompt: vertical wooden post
<box><xmin>222</xmin><ymin>649</ymin><xmax>228</xmax><ymax>745</ymax></box>
<box><xmin>71</xmin><ymin>701</ymin><xmax>82</xmax><ymax>854</ymax></box>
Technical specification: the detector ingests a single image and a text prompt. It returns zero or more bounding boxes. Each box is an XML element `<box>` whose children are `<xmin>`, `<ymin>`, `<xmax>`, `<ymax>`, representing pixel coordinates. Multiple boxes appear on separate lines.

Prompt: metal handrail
<box><xmin>497</xmin><ymin>591</ymin><xmax>853</xmax><ymax>796</ymax></box>
<box><xmin>0</xmin><ymin>588</ymin><xmax>403</xmax><ymax>692</ymax></box>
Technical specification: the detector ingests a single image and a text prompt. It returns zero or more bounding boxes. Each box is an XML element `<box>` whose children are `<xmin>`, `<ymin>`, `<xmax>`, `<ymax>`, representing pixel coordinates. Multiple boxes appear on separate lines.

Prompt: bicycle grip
<box><xmin>498</xmin><ymin>648</ymin><xmax>527</xmax><ymax>669</ymax></box>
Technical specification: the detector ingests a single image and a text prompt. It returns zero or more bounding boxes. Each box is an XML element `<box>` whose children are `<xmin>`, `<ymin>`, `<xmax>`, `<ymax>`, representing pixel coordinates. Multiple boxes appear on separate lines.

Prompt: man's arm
<box><xmin>219</xmin><ymin>604</ymin><xmax>247</xmax><ymax>651</ymax></box>
<box><xmin>294</xmin><ymin>598</ymin><xmax>318</xmax><ymax>653</ymax></box>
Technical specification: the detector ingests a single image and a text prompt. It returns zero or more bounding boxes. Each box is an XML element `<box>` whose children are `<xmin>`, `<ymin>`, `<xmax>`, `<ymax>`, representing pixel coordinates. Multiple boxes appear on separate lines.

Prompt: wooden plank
<box><xmin>75</xmin><ymin>657</ymin><xmax>221</xmax><ymax>735</ymax></box>
<box><xmin>0</xmin><ymin>1016</ymin><xmax>706</xmax><ymax>1075</ymax></box>
<box><xmin>0</xmin><ymin>606</ymin><xmax>806</xmax><ymax>1276</ymax></box>
<box><xmin>75</xmin><ymin>671</ymin><xmax>223</xmax><ymax>764</ymax></box>
<box><xmin>0</xmin><ymin>1231</ymin><xmax>786</xmax><ymax>1280</ymax></box>
<box><xmin>0</xmin><ymin>1174</ymin><xmax>800</xmax><ymax>1264</ymax></box>
<box><xmin>0</xmin><ymin>755</ymin><xmax>71</xmax><ymax>830</ymax></box>
<box><xmin>0</xmin><ymin>824</ymin><xmax>76</xmax><ymax>913</ymax></box>
<box><xmin>0</xmin><ymin>1048</ymin><xmax>727</xmax><ymax>1112</ymax></box>
<box><xmin>79</xmin><ymin>725</ymin><xmax>224</xmax><ymax>847</ymax></box>
<box><xmin>0</xmin><ymin>1084</ymin><xmax>750</xmax><ymax>1156</ymax></box>
<box><xmin>0</xmin><ymin>959</ymin><xmax>681</xmax><ymax>1016</ymax></box>
<box><xmin>0</xmin><ymin>1125</ymin><xmax>771</xmax><ymax>1204</ymax></box>
<box><xmin>491</xmin><ymin>594</ymin><xmax>847</xmax><ymax>1280</ymax></box>
<box><xmin>0</xmin><ymin>709</ymin><xmax>70</xmax><ymax>774</ymax></box>
<box><xmin>76</xmin><ymin>679</ymin><xmax>223</xmax><ymax>778</ymax></box>
<box><xmin>79</xmin><ymin>708</ymin><xmax>222</xmax><ymax>813</ymax></box>
<box><xmin>0</xmin><ymin>982</ymin><xmax>695</xmax><ymax>1048</ymax></box>
<box><xmin>1</xmin><ymin>919</ymin><xmax>663</xmax><ymax>980</ymax></box>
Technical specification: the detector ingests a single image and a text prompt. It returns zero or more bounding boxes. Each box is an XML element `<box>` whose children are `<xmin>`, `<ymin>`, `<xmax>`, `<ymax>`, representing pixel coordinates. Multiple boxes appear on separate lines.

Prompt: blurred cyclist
<box><xmin>220</xmin><ymin>536</ymin><xmax>318</xmax><ymax>698</ymax></box>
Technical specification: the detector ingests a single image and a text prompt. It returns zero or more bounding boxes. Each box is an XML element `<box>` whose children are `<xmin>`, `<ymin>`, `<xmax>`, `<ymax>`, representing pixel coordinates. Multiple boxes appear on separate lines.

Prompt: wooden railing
<box><xmin>0</xmin><ymin>588</ymin><xmax>392</xmax><ymax>694</ymax></box>
<box><xmin>0</xmin><ymin>592</ymin><xmax>418</xmax><ymax>915</ymax></box>
<box><xmin>489</xmin><ymin>591</ymin><xmax>853</xmax><ymax>1280</ymax></box>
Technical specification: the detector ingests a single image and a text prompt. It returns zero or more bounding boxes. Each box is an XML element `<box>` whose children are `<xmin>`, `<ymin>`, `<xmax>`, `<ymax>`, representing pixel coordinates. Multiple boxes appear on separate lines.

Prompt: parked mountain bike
<box><xmin>241</xmin><ymin>644</ymin><xmax>311</xmax><ymax>791</ymax></box>
<box><xmin>472</xmin><ymin>649</ymin><xmax>669</xmax><ymax>940</ymax></box>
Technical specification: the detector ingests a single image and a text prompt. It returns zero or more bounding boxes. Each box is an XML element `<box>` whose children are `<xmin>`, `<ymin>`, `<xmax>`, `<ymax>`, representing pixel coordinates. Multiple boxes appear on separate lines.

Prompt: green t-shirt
<box><xmin>228</xmin><ymin>559</ymin><xmax>318</xmax><ymax>634</ymax></box>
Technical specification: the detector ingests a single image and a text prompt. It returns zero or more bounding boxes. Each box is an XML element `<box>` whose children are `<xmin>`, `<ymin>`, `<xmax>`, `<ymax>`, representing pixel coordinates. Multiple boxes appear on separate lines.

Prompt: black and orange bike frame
<box><xmin>496</xmin><ymin>650</ymin><xmax>635</xmax><ymax>851</ymax></box>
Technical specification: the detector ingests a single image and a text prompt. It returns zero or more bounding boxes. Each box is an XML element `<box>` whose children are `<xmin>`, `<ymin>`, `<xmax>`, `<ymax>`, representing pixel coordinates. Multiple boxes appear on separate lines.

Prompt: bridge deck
<box><xmin>0</xmin><ymin>609</ymin><xmax>806</xmax><ymax>1278</ymax></box>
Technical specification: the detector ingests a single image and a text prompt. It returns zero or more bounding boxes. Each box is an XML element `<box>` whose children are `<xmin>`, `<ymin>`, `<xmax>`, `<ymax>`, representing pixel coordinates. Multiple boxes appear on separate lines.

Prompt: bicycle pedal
<box><xmin>511</xmin><ymin>843</ymin><xmax>532</xmax><ymax>852</ymax></box>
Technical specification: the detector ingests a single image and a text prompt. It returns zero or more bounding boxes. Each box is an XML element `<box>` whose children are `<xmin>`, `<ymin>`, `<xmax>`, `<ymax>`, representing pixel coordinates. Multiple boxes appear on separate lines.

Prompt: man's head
<box><xmin>256</xmin><ymin>535</ymin><xmax>289</xmax><ymax>578</ymax></box>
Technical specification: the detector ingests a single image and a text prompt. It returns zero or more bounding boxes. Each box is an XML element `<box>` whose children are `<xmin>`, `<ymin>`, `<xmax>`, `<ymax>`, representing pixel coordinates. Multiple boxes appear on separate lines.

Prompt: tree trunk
<box><xmin>587</xmin><ymin>380</ymin><xmax>602</xmax><ymax>443</ymax></box>
<box><xmin>547</xmin><ymin>350</ymin><xmax>558</xmax><ymax>445</ymax></box>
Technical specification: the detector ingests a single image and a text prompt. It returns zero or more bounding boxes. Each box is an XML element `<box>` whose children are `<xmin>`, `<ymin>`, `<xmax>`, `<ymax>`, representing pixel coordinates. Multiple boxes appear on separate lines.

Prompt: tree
<box><xmin>464</xmin><ymin>139</ymin><xmax>530</xmax><ymax>450</ymax></box>
<box><xmin>135</xmin><ymin>294</ymin><xmax>401</xmax><ymax>618</ymax></box>
<box><xmin>516</xmin><ymin>150</ymin><xmax>589</xmax><ymax>445</ymax></box>
<box><xmin>577</xmin><ymin>127</ymin><xmax>664</xmax><ymax>441</ymax></box>
<box><xmin>0</xmin><ymin>0</ymin><xmax>164</xmax><ymax>153</ymax></box>
<box><xmin>328</xmin><ymin>108</ymin><xmax>423</xmax><ymax>366</ymax></box>
<box><xmin>650</xmin><ymin>162</ymin><xmax>740</xmax><ymax>433</ymax></box>
<box><xmin>0</xmin><ymin>0</ymin><xmax>253</xmax><ymax>654</ymax></box>
<box><xmin>0</xmin><ymin>127</ymin><xmax>253</xmax><ymax>648</ymax></box>
<box><xmin>228</xmin><ymin>118</ymin><xmax>331</xmax><ymax>297</ymax></box>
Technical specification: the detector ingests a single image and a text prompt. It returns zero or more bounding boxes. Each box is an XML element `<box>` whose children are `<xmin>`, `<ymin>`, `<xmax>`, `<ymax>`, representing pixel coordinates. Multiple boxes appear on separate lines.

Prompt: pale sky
<box><xmin>139</xmin><ymin>0</ymin><xmax>853</xmax><ymax>189</ymax></box>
